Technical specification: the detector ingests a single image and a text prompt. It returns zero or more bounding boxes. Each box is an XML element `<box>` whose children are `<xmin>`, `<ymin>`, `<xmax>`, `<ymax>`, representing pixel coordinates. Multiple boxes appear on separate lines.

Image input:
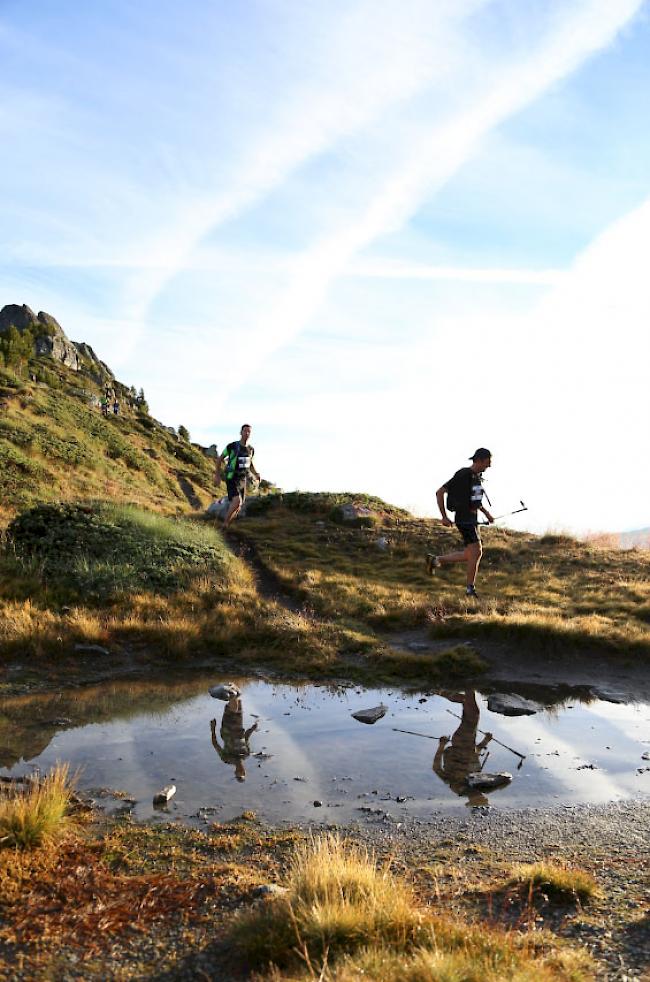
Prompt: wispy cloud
<box><xmin>193</xmin><ymin>0</ymin><xmax>644</xmax><ymax>410</ymax></box>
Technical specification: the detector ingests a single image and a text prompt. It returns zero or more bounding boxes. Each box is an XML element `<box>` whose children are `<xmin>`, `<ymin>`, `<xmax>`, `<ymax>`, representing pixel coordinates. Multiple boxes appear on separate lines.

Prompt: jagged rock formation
<box><xmin>73</xmin><ymin>341</ymin><xmax>114</xmax><ymax>384</ymax></box>
<box><xmin>0</xmin><ymin>302</ymin><xmax>113</xmax><ymax>381</ymax></box>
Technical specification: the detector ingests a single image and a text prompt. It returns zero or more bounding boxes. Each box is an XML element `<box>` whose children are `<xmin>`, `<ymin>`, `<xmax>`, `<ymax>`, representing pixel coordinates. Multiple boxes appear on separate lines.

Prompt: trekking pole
<box><xmin>392</xmin><ymin>727</ymin><xmax>443</xmax><ymax>741</ymax></box>
<box><xmin>478</xmin><ymin>500</ymin><xmax>527</xmax><ymax>525</ymax></box>
<box><xmin>445</xmin><ymin>709</ymin><xmax>526</xmax><ymax>768</ymax></box>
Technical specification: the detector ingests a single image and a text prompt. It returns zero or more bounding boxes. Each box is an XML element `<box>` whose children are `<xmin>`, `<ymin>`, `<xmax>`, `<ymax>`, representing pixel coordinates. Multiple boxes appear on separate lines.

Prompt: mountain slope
<box><xmin>0</xmin><ymin>362</ymin><xmax>217</xmax><ymax>521</ymax></box>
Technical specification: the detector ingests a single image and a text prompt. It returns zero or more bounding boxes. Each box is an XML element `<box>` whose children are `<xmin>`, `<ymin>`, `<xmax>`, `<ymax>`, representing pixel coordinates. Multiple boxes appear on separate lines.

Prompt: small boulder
<box><xmin>74</xmin><ymin>643</ymin><xmax>110</xmax><ymax>656</ymax></box>
<box><xmin>206</xmin><ymin>497</ymin><xmax>230</xmax><ymax>520</ymax></box>
<box><xmin>209</xmin><ymin>683</ymin><xmax>240</xmax><ymax>701</ymax></box>
<box><xmin>466</xmin><ymin>772</ymin><xmax>512</xmax><ymax>790</ymax></box>
<box><xmin>351</xmin><ymin>704</ymin><xmax>387</xmax><ymax>725</ymax></box>
<box><xmin>253</xmin><ymin>884</ymin><xmax>288</xmax><ymax>899</ymax></box>
<box><xmin>487</xmin><ymin>693</ymin><xmax>541</xmax><ymax>716</ymax></box>
<box><xmin>590</xmin><ymin>686</ymin><xmax>626</xmax><ymax>705</ymax></box>
<box><xmin>153</xmin><ymin>784</ymin><xmax>176</xmax><ymax>804</ymax></box>
<box><xmin>333</xmin><ymin>503</ymin><xmax>376</xmax><ymax>526</ymax></box>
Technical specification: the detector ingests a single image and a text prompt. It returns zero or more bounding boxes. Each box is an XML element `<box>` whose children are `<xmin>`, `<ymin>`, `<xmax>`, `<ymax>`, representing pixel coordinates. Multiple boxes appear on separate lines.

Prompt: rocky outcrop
<box><xmin>73</xmin><ymin>341</ymin><xmax>114</xmax><ymax>383</ymax></box>
<box><xmin>0</xmin><ymin>303</ymin><xmax>116</xmax><ymax>379</ymax></box>
<box><xmin>1</xmin><ymin>302</ymin><xmax>80</xmax><ymax>370</ymax></box>
<box><xmin>0</xmin><ymin>303</ymin><xmax>38</xmax><ymax>332</ymax></box>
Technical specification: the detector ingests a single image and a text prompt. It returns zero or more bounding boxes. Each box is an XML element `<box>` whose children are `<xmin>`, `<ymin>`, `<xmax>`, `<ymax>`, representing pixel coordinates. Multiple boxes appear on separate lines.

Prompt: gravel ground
<box><xmin>2</xmin><ymin>798</ymin><xmax>648</xmax><ymax>980</ymax></box>
<box><xmin>345</xmin><ymin>798</ymin><xmax>650</xmax><ymax>981</ymax></box>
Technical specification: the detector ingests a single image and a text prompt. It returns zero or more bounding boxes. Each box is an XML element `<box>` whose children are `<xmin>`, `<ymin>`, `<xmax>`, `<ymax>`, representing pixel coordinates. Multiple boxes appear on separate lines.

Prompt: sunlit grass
<box><xmin>239</xmin><ymin>503</ymin><xmax>650</xmax><ymax>660</ymax></box>
<box><xmin>0</xmin><ymin>764</ymin><xmax>76</xmax><ymax>849</ymax></box>
<box><xmin>504</xmin><ymin>862</ymin><xmax>601</xmax><ymax>904</ymax></box>
<box><xmin>232</xmin><ymin>834</ymin><xmax>594</xmax><ymax>980</ymax></box>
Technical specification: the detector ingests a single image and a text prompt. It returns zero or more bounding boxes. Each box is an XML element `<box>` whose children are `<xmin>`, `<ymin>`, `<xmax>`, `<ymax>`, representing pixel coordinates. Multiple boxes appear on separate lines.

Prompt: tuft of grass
<box><xmin>300</xmin><ymin>934</ymin><xmax>593</xmax><ymax>981</ymax></box>
<box><xmin>231</xmin><ymin>833</ymin><xmax>425</xmax><ymax>968</ymax></box>
<box><xmin>232</xmin><ymin>836</ymin><xmax>593</xmax><ymax>981</ymax></box>
<box><xmin>505</xmin><ymin>862</ymin><xmax>601</xmax><ymax>904</ymax></box>
<box><xmin>0</xmin><ymin>764</ymin><xmax>76</xmax><ymax>849</ymax></box>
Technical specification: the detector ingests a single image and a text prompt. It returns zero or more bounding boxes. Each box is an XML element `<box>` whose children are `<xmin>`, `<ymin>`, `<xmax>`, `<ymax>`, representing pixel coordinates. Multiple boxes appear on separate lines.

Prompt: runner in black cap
<box><xmin>427</xmin><ymin>448</ymin><xmax>494</xmax><ymax>599</ymax></box>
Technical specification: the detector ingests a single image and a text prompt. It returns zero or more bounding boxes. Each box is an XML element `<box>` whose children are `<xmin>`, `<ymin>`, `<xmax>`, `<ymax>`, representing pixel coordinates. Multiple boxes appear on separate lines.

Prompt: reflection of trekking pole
<box><xmin>392</xmin><ymin>727</ymin><xmax>443</xmax><ymax>741</ymax></box>
<box><xmin>445</xmin><ymin>709</ymin><xmax>526</xmax><ymax>768</ymax></box>
<box><xmin>478</xmin><ymin>500</ymin><xmax>527</xmax><ymax>526</ymax></box>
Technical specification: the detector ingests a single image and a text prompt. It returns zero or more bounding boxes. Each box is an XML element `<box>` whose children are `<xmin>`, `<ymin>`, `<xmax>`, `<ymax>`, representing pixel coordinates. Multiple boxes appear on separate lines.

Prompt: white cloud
<box><xmin>186</xmin><ymin>0</ymin><xmax>644</xmax><ymax>412</ymax></box>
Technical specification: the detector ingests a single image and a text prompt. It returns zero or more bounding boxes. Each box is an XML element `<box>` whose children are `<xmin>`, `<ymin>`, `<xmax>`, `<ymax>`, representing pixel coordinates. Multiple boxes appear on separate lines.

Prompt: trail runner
<box><xmin>427</xmin><ymin>447</ymin><xmax>494</xmax><ymax>599</ymax></box>
<box><xmin>216</xmin><ymin>424</ymin><xmax>261</xmax><ymax>529</ymax></box>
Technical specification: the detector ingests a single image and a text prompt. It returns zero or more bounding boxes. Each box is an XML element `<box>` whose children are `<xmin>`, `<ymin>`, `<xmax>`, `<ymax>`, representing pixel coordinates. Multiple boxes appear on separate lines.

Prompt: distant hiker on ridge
<box><xmin>216</xmin><ymin>424</ymin><xmax>261</xmax><ymax>529</ymax></box>
<box><xmin>427</xmin><ymin>448</ymin><xmax>494</xmax><ymax>599</ymax></box>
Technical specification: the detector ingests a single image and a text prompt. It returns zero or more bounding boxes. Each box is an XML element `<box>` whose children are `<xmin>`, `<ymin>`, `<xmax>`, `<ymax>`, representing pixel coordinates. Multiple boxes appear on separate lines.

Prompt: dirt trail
<box><xmin>223</xmin><ymin>529</ymin><xmax>303</xmax><ymax>612</ymax></box>
<box><xmin>176</xmin><ymin>473</ymin><xmax>202</xmax><ymax>510</ymax></box>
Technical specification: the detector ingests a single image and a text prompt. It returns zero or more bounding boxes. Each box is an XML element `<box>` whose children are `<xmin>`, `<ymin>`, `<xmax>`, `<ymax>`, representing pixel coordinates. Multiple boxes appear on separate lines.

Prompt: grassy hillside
<box><xmin>1</xmin><ymin>363</ymin><xmax>649</xmax><ymax>694</ymax></box>
<box><xmin>0</xmin><ymin>363</ymin><xmax>217</xmax><ymax>522</ymax></box>
<box><xmin>238</xmin><ymin>493</ymin><xmax>650</xmax><ymax>659</ymax></box>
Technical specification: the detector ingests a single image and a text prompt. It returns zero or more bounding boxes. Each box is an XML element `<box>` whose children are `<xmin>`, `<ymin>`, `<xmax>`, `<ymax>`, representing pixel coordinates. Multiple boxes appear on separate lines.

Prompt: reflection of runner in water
<box><xmin>432</xmin><ymin>690</ymin><xmax>493</xmax><ymax>807</ymax></box>
<box><xmin>210</xmin><ymin>695</ymin><xmax>258</xmax><ymax>782</ymax></box>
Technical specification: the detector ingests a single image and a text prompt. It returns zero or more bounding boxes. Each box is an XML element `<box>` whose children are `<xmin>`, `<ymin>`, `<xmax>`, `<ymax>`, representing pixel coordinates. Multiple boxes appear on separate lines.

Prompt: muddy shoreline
<box><xmin>4</xmin><ymin>633</ymin><xmax>650</xmax><ymax>704</ymax></box>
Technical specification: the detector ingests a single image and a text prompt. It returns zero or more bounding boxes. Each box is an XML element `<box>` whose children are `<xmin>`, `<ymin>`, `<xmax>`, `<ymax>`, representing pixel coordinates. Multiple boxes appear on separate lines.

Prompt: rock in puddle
<box><xmin>351</xmin><ymin>704</ymin><xmax>388</xmax><ymax>724</ymax></box>
<box><xmin>487</xmin><ymin>693</ymin><xmax>542</xmax><ymax>716</ymax></box>
<box><xmin>466</xmin><ymin>772</ymin><xmax>512</xmax><ymax>790</ymax></box>
<box><xmin>208</xmin><ymin>682</ymin><xmax>241</xmax><ymax>701</ymax></box>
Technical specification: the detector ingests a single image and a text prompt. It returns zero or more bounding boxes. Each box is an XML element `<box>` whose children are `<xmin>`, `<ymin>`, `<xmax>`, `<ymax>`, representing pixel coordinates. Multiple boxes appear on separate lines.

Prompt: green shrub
<box><xmin>0</xmin><ymin>418</ymin><xmax>34</xmax><ymax>448</ymax></box>
<box><xmin>7</xmin><ymin>502</ymin><xmax>233</xmax><ymax>601</ymax></box>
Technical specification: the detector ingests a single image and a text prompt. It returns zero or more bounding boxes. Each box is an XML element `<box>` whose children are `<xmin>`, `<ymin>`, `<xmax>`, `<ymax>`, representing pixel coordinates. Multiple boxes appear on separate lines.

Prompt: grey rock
<box><xmin>153</xmin><ymin>784</ymin><xmax>176</xmax><ymax>804</ymax></box>
<box><xmin>253</xmin><ymin>884</ymin><xmax>288</xmax><ymax>899</ymax></box>
<box><xmin>642</xmin><ymin>751</ymin><xmax>650</xmax><ymax>761</ymax></box>
<box><xmin>0</xmin><ymin>303</ymin><xmax>115</xmax><ymax>375</ymax></box>
<box><xmin>466</xmin><ymin>771</ymin><xmax>512</xmax><ymax>790</ymax></box>
<box><xmin>204</xmin><ymin>444</ymin><xmax>219</xmax><ymax>459</ymax></box>
<box><xmin>73</xmin><ymin>341</ymin><xmax>114</xmax><ymax>382</ymax></box>
<box><xmin>206</xmin><ymin>494</ymin><xmax>261</xmax><ymax>520</ymax></box>
<box><xmin>208</xmin><ymin>683</ymin><xmax>240</xmax><ymax>701</ymax></box>
<box><xmin>206</xmin><ymin>497</ymin><xmax>230</xmax><ymax>519</ymax></box>
<box><xmin>0</xmin><ymin>303</ymin><xmax>37</xmax><ymax>332</ymax></box>
<box><xmin>74</xmin><ymin>643</ymin><xmax>110</xmax><ymax>655</ymax></box>
<box><xmin>337</xmin><ymin>503</ymin><xmax>375</xmax><ymax>525</ymax></box>
<box><xmin>374</xmin><ymin>536</ymin><xmax>389</xmax><ymax>550</ymax></box>
<box><xmin>487</xmin><ymin>693</ymin><xmax>541</xmax><ymax>716</ymax></box>
<box><xmin>351</xmin><ymin>704</ymin><xmax>388</xmax><ymax>725</ymax></box>
<box><xmin>590</xmin><ymin>687</ymin><xmax>627</xmax><ymax>704</ymax></box>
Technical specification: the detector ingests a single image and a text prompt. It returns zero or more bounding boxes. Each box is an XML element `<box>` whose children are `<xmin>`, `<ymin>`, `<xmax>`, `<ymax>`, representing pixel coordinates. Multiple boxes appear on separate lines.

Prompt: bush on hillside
<box><xmin>6</xmin><ymin>502</ymin><xmax>233</xmax><ymax>601</ymax></box>
<box><xmin>244</xmin><ymin>491</ymin><xmax>409</xmax><ymax>520</ymax></box>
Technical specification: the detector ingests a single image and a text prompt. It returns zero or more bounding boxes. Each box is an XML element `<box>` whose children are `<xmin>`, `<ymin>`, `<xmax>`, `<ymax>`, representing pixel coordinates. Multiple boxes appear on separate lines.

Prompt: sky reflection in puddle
<box><xmin>3</xmin><ymin>678</ymin><xmax>650</xmax><ymax>824</ymax></box>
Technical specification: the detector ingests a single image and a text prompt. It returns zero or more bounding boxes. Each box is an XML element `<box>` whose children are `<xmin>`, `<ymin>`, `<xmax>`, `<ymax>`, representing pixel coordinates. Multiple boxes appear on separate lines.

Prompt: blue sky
<box><xmin>1</xmin><ymin>0</ymin><xmax>649</xmax><ymax>533</ymax></box>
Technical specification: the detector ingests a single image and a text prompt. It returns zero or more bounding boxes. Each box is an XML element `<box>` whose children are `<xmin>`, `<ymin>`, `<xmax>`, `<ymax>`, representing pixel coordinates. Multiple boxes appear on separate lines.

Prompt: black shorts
<box><xmin>226</xmin><ymin>478</ymin><xmax>246</xmax><ymax>502</ymax></box>
<box><xmin>456</xmin><ymin>522</ymin><xmax>480</xmax><ymax>546</ymax></box>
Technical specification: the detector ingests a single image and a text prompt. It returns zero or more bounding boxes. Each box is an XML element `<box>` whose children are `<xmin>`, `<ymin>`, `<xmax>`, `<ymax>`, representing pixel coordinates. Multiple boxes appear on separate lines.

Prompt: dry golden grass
<box><xmin>504</xmin><ymin>862</ymin><xmax>601</xmax><ymax>904</ymax></box>
<box><xmin>0</xmin><ymin>764</ymin><xmax>76</xmax><ymax>850</ymax></box>
<box><xmin>239</xmin><ymin>503</ymin><xmax>650</xmax><ymax>660</ymax></box>
<box><xmin>232</xmin><ymin>833</ymin><xmax>427</xmax><ymax>967</ymax></box>
<box><xmin>233</xmin><ymin>835</ymin><xmax>594</xmax><ymax>981</ymax></box>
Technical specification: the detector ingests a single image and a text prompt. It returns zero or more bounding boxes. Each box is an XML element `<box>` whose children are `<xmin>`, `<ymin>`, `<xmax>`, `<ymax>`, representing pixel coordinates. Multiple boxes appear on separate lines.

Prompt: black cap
<box><xmin>469</xmin><ymin>447</ymin><xmax>492</xmax><ymax>461</ymax></box>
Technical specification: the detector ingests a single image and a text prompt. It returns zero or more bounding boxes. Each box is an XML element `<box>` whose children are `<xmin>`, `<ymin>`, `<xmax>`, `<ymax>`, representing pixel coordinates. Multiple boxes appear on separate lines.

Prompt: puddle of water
<box><xmin>3</xmin><ymin>678</ymin><xmax>649</xmax><ymax>825</ymax></box>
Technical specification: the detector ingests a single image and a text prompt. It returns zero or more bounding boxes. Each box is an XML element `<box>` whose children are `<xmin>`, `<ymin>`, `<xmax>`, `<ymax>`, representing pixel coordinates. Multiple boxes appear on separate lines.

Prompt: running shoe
<box><xmin>465</xmin><ymin>585</ymin><xmax>478</xmax><ymax>599</ymax></box>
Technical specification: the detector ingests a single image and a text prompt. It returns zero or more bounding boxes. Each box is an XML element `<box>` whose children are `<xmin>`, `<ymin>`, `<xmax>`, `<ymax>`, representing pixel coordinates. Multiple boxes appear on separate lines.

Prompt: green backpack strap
<box><xmin>225</xmin><ymin>442</ymin><xmax>241</xmax><ymax>481</ymax></box>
